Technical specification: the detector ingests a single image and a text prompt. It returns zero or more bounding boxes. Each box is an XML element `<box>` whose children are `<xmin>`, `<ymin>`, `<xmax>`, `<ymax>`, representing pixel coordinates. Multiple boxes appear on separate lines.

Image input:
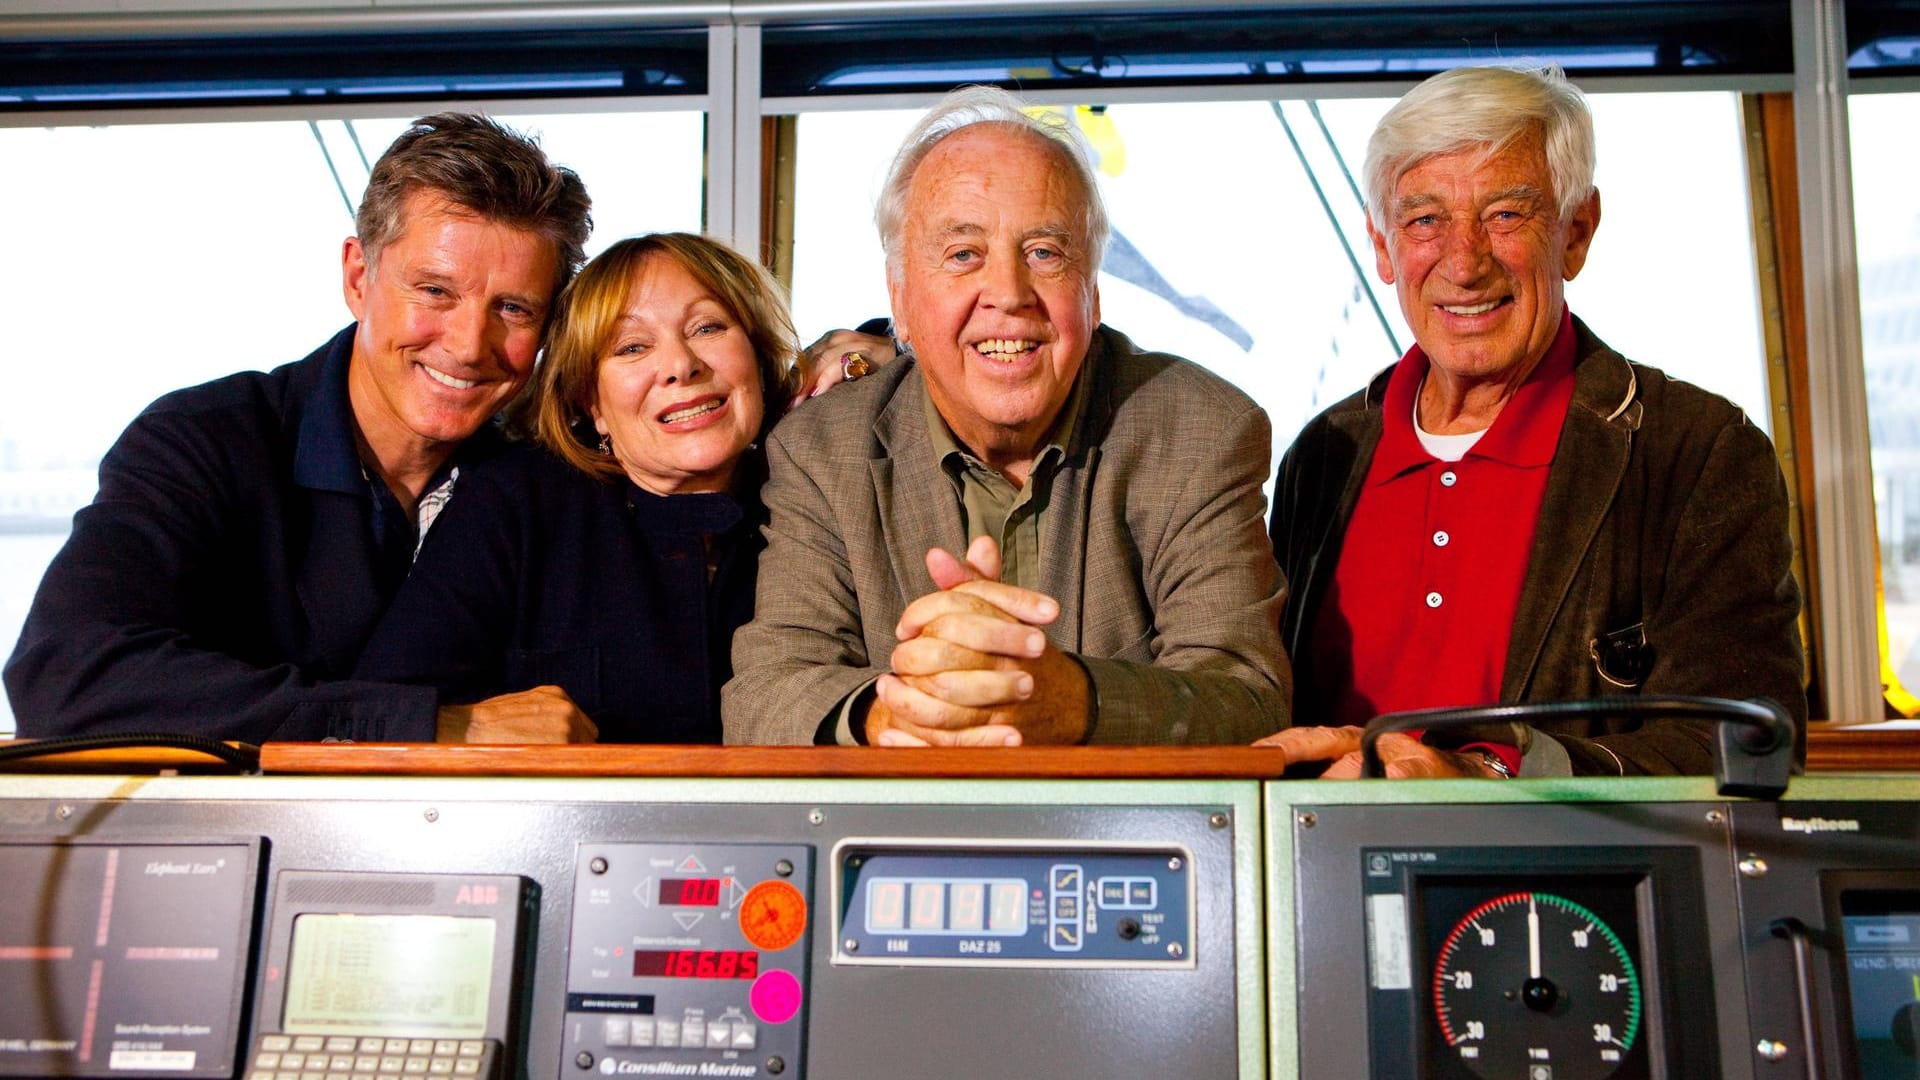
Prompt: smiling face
<box><xmin>888</xmin><ymin>123</ymin><xmax>1101</xmax><ymax>470</ymax></box>
<box><xmin>590</xmin><ymin>252</ymin><xmax>766</xmax><ymax>496</ymax></box>
<box><xmin>1370</xmin><ymin>130</ymin><xmax>1599</xmax><ymax>388</ymax></box>
<box><xmin>344</xmin><ymin>191</ymin><xmax>561</xmax><ymax>475</ymax></box>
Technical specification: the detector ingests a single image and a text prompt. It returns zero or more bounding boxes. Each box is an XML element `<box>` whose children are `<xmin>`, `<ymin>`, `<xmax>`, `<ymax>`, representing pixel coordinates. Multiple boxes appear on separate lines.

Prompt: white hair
<box><xmin>1364</xmin><ymin>64</ymin><xmax>1596</xmax><ymax>233</ymax></box>
<box><xmin>874</xmin><ymin>84</ymin><xmax>1111</xmax><ymax>285</ymax></box>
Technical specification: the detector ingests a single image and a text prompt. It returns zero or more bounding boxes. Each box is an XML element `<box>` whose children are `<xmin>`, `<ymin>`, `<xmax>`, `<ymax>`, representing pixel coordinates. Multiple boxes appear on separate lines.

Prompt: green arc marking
<box><xmin>1533</xmin><ymin>891</ymin><xmax>1642</xmax><ymax>1051</ymax></box>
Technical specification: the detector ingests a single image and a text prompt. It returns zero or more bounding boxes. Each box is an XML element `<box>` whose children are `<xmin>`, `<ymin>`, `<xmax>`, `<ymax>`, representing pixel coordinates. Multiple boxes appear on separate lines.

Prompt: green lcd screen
<box><xmin>283</xmin><ymin>914</ymin><xmax>496</xmax><ymax>1038</ymax></box>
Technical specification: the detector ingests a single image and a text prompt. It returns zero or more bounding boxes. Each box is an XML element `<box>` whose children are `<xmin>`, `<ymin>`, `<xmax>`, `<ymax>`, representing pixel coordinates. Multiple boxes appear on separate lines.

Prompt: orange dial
<box><xmin>738</xmin><ymin>879</ymin><xmax>808</xmax><ymax>952</ymax></box>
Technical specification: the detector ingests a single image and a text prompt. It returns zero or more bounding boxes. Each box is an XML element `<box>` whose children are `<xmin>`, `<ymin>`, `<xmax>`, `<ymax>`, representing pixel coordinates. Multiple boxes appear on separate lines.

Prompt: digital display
<box><xmin>631</xmin><ymin>949</ymin><xmax>759</xmax><ymax>979</ymax></box>
<box><xmin>283</xmin><ymin>914</ymin><xmax>495</xmax><ymax>1038</ymax></box>
<box><xmin>864</xmin><ymin>877</ymin><xmax>1028</xmax><ymax>936</ymax></box>
<box><xmin>658</xmin><ymin>877</ymin><xmax>722</xmax><ymax>907</ymax></box>
<box><xmin>1838</xmin><ymin>891</ymin><xmax>1920</xmax><ymax>1075</ymax></box>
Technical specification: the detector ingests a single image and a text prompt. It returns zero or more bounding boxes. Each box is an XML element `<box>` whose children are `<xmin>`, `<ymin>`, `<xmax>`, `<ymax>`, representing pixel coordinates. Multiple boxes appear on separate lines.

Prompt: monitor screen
<box><xmin>1838</xmin><ymin>890</ymin><xmax>1920</xmax><ymax>1075</ymax></box>
<box><xmin>282</xmin><ymin>914</ymin><xmax>495</xmax><ymax>1038</ymax></box>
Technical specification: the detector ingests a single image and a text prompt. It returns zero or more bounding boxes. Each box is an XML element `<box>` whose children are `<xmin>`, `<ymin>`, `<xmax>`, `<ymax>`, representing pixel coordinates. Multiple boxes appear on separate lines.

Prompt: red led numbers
<box><xmin>631</xmin><ymin>949</ymin><xmax>759</xmax><ymax>979</ymax></box>
<box><xmin>658</xmin><ymin>877</ymin><xmax>722</xmax><ymax>906</ymax></box>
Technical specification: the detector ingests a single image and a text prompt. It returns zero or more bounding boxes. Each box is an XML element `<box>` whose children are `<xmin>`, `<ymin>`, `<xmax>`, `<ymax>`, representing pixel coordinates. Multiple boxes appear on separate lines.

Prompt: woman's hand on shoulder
<box><xmin>792</xmin><ymin>329</ymin><xmax>898</xmax><ymax>409</ymax></box>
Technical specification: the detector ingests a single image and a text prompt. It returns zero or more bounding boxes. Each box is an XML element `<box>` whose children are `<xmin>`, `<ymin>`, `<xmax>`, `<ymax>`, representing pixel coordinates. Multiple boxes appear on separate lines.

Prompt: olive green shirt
<box><xmin>920</xmin><ymin>369</ymin><xmax>1088</xmax><ymax>590</ymax></box>
<box><xmin>829</xmin><ymin>367</ymin><xmax>1090</xmax><ymax>743</ymax></box>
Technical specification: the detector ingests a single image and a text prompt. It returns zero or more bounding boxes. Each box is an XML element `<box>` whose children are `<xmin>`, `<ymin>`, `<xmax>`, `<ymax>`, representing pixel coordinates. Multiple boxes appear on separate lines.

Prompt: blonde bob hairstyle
<box><xmin>1364</xmin><ymin>64</ymin><xmax>1596</xmax><ymax>234</ymax></box>
<box><xmin>530</xmin><ymin>233</ymin><xmax>799</xmax><ymax>483</ymax></box>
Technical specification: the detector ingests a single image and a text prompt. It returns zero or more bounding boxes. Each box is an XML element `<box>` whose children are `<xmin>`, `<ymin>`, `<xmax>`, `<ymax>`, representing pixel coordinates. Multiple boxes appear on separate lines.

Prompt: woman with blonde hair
<box><xmin>354</xmin><ymin>232</ymin><xmax>798</xmax><ymax>743</ymax></box>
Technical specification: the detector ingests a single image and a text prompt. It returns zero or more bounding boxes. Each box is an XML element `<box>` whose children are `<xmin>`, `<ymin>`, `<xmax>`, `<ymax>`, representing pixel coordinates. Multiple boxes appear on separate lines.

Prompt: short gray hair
<box><xmin>1364</xmin><ymin>64</ymin><xmax>1595</xmax><ymax>233</ymax></box>
<box><xmin>875</xmin><ymin>85</ymin><xmax>1110</xmax><ymax>282</ymax></box>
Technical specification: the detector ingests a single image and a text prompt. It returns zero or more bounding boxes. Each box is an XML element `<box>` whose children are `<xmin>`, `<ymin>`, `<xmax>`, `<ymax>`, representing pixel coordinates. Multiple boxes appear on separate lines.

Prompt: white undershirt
<box><xmin>1413</xmin><ymin>376</ymin><xmax>1489</xmax><ymax>462</ymax></box>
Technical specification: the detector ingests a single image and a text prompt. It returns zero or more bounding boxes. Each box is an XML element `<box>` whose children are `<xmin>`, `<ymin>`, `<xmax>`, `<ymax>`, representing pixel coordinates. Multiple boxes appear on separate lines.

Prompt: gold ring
<box><xmin>841</xmin><ymin>351</ymin><xmax>873</xmax><ymax>381</ymax></box>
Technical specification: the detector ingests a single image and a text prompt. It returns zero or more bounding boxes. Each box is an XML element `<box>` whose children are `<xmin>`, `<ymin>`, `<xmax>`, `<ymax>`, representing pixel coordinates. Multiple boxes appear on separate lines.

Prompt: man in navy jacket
<box><xmin>5</xmin><ymin>113</ymin><xmax>598</xmax><ymax>745</ymax></box>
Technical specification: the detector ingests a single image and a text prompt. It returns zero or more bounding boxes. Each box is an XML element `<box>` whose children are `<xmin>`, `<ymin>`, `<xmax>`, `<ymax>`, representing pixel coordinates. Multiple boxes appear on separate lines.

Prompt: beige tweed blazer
<box><xmin>722</xmin><ymin>326</ymin><xmax>1291</xmax><ymax>745</ymax></box>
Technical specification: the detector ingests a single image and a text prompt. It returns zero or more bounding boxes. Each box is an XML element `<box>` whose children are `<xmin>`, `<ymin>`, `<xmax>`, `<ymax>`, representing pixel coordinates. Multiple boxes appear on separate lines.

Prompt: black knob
<box><xmin>1116</xmin><ymin>917</ymin><xmax>1141</xmax><ymax>941</ymax></box>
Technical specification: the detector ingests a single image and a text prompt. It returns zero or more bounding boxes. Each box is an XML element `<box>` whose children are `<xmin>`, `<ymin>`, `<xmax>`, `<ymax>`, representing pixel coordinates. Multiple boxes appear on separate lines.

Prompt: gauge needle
<box><xmin>1528</xmin><ymin>894</ymin><xmax>1542</xmax><ymax>980</ymax></box>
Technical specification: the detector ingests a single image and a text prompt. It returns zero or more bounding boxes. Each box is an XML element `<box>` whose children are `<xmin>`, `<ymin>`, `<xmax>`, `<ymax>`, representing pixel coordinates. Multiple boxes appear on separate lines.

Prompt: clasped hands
<box><xmin>865</xmin><ymin>536</ymin><xmax>1091</xmax><ymax>747</ymax></box>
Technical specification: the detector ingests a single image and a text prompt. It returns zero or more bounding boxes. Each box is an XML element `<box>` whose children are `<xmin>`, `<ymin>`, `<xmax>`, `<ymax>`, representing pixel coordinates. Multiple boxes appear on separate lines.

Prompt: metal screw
<box><xmin>1705</xmin><ymin>809</ymin><xmax>1725</xmax><ymax>825</ymax></box>
<box><xmin>1739</xmin><ymin>856</ymin><xmax>1770</xmax><ymax>878</ymax></box>
<box><xmin>1167</xmin><ymin>856</ymin><xmax>1182</xmax><ymax>871</ymax></box>
<box><xmin>844</xmin><ymin>939</ymin><xmax>859</xmax><ymax>953</ymax></box>
<box><xmin>765</xmin><ymin>1056</ymin><xmax>786</xmax><ymax>1075</ymax></box>
<box><xmin>1208</xmin><ymin>812</ymin><xmax>1230</xmax><ymax>830</ymax></box>
<box><xmin>807</xmin><ymin>809</ymin><xmax>825</xmax><ymax>826</ymax></box>
<box><xmin>423</xmin><ymin>808</ymin><xmax>439</xmax><ymax>823</ymax></box>
<box><xmin>589</xmin><ymin>857</ymin><xmax>608</xmax><ymax>875</ymax></box>
<box><xmin>55</xmin><ymin>804</ymin><xmax>72</xmax><ymax>820</ymax></box>
<box><xmin>1298</xmin><ymin>811</ymin><xmax>1318</xmax><ymax>828</ymax></box>
<box><xmin>776</xmin><ymin>859</ymin><xmax>794</xmax><ymax>877</ymax></box>
<box><xmin>1756</xmin><ymin>1039</ymin><xmax>1788</xmax><ymax>1062</ymax></box>
<box><xmin>574</xmin><ymin>1052</ymin><xmax>594</xmax><ymax>1069</ymax></box>
<box><xmin>1167</xmin><ymin>942</ymin><xmax>1184</xmax><ymax>958</ymax></box>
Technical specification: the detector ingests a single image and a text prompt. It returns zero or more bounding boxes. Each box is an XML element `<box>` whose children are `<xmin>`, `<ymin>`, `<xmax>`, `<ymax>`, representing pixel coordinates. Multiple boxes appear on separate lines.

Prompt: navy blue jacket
<box><xmin>353</xmin><ymin>444</ymin><xmax>764</xmax><ymax>744</ymax></box>
<box><xmin>5</xmin><ymin>326</ymin><xmax>490</xmax><ymax>742</ymax></box>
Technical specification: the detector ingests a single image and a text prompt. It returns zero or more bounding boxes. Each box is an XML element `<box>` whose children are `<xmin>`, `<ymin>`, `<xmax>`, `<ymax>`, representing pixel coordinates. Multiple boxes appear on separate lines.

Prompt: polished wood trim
<box><xmin>7</xmin><ymin>731</ymin><xmax>1913</xmax><ymax>778</ymax></box>
<box><xmin>0</xmin><ymin>747</ymin><xmax>252</xmax><ymax>774</ymax></box>
<box><xmin>1749</xmin><ymin>91</ymin><xmax>1826</xmax><ymax>716</ymax></box>
<box><xmin>259</xmin><ymin>744</ymin><xmax>1294</xmax><ymax>779</ymax></box>
<box><xmin>1806</xmin><ymin>728</ymin><xmax>1920</xmax><ymax>772</ymax></box>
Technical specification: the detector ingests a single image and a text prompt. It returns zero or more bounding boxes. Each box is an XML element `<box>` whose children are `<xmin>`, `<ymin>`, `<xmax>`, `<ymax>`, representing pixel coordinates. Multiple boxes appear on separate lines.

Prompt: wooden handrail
<box><xmin>257</xmin><ymin>743</ymin><xmax>1292</xmax><ymax>779</ymax></box>
<box><xmin>1</xmin><ymin>727</ymin><xmax>1913</xmax><ymax>777</ymax></box>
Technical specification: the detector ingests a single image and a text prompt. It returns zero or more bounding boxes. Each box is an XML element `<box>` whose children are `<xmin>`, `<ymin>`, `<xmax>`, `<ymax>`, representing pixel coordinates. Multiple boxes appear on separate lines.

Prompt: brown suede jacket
<box><xmin>1270</xmin><ymin>317</ymin><xmax>1807</xmax><ymax>775</ymax></box>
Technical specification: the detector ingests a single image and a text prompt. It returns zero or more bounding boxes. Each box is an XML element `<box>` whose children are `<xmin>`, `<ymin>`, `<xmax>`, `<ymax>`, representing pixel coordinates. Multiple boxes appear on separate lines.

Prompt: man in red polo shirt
<box><xmin>1261</xmin><ymin>64</ymin><xmax>1805</xmax><ymax>777</ymax></box>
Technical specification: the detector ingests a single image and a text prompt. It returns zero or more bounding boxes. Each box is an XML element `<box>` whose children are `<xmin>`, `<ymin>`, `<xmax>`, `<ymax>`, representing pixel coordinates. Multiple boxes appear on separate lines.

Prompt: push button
<box><xmin>630</xmin><ymin>1018</ymin><xmax>655</xmax><ymax>1048</ymax></box>
<box><xmin>731</xmin><ymin>1024</ymin><xmax>757</xmax><ymax>1050</ymax></box>
<box><xmin>602</xmin><ymin>1019</ymin><xmax>628</xmax><ymax>1048</ymax></box>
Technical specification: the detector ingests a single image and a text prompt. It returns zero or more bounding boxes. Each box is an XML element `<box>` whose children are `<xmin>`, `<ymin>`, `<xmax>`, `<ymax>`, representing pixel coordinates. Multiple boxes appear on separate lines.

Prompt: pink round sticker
<box><xmin>749</xmin><ymin>968</ymin><xmax>802</xmax><ymax>1025</ymax></box>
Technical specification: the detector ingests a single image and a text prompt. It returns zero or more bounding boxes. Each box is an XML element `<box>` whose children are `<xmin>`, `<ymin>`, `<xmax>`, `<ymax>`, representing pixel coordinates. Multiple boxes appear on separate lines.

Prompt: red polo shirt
<box><xmin>1312</xmin><ymin>307</ymin><xmax>1578</xmax><ymax>756</ymax></box>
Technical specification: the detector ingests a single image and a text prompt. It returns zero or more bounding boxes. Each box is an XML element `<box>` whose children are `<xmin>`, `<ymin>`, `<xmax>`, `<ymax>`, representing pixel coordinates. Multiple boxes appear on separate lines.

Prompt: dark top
<box><xmin>1271</xmin><ymin>317</ymin><xmax>1807</xmax><ymax>775</ymax></box>
<box><xmin>353</xmin><ymin>443</ymin><xmax>765</xmax><ymax>743</ymax></box>
<box><xmin>5</xmin><ymin>325</ymin><xmax>498</xmax><ymax>742</ymax></box>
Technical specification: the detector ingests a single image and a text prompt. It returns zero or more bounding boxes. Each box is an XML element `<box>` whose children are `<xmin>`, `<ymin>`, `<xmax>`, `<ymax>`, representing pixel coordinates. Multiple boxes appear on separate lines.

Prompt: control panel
<box><xmin>833</xmin><ymin>842</ymin><xmax>1193</xmax><ymax>966</ymax></box>
<box><xmin>1278</xmin><ymin>775</ymin><xmax>1920</xmax><ymax>1080</ymax></box>
<box><xmin>0</xmin><ymin>838</ymin><xmax>259</xmax><ymax>1079</ymax></box>
<box><xmin>7</xmin><ymin>770</ymin><xmax>1920</xmax><ymax>1078</ymax></box>
<box><xmin>562</xmin><ymin>843</ymin><xmax>811</xmax><ymax>1079</ymax></box>
<box><xmin>0</xmin><ymin>776</ymin><xmax>1254</xmax><ymax>1080</ymax></box>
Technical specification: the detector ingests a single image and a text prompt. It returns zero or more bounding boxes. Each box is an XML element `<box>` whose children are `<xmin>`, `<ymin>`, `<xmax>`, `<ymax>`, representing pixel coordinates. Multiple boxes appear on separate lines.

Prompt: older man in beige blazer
<box><xmin>723</xmin><ymin>86</ymin><xmax>1289</xmax><ymax>747</ymax></box>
